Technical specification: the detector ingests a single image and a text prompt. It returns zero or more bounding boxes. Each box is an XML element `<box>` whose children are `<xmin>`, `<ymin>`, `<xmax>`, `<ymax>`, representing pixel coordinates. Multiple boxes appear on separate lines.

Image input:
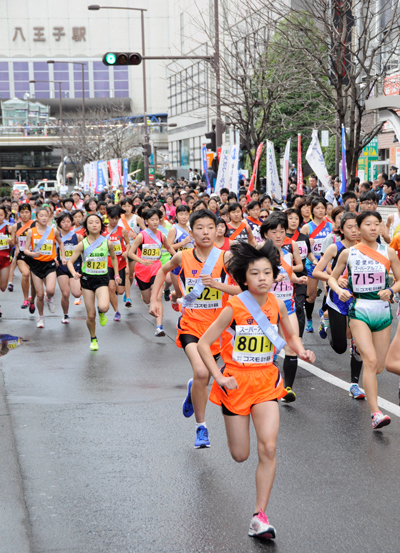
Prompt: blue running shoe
<box><xmin>182</xmin><ymin>379</ymin><xmax>194</xmax><ymax>417</ymax></box>
<box><xmin>349</xmin><ymin>384</ymin><xmax>365</xmax><ymax>400</ymax></box>
<box><xmin>123</xmin><ymin>292</ymin><xmax>126</xmax><ymax>303</ymax></box>
<box><xmin>194</xmin><ymin>425</ymin><xmax>210</xmax><ymax>449</ymax></box>
<box><xmin>113</xmin><ymin>311</ymin><xmax>121</xmax><ymax>322</ymax></box>
<box><xmin>318</xmin><ymin>308</ymin><xmax>324</xmax><ymax>319</ymax></box>
<box><xmin>306</xmin><ymin>319</ymin><xmax>314</xmax><ymax>333</ymax></box>
<box><xmin>318</xmin><ymin>323</ymin><xmax>327</xmax><ymax>339</ymax></box>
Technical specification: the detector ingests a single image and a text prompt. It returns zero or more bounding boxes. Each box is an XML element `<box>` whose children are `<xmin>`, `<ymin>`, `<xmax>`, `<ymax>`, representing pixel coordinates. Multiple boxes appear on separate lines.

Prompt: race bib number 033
<box><xmin>233</xmin><ymin>325</ymin><xmax>274</xmax><ymax>364</ymax></box>
<box><xmin>185</xmin><ymin>277</ymin><xmax>222</xmax><ymax>309</ymax></box>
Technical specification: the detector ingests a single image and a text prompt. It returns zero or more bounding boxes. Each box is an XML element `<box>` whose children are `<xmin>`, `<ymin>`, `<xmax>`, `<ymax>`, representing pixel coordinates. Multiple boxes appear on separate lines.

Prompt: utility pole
<box><xmin>141</xmin><ymin>9</ymin><xmax>150</xmax><ymax>187</ymax></box>
<box><xmin>214</xmin><ymin>0</ymin><xmax>222</xmax><ymax>150</ymax></box>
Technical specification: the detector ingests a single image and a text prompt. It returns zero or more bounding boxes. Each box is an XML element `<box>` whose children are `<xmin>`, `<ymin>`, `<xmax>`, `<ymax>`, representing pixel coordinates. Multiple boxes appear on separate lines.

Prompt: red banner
<box><xmin>247</xmin><ymin>142</ymin><xmax>264</xmax><ymax>202</ymax></box>
<box><xmin>297</xmin><ymin>134</ymin><xmax>303</xmax><ymax>195</ymax></box>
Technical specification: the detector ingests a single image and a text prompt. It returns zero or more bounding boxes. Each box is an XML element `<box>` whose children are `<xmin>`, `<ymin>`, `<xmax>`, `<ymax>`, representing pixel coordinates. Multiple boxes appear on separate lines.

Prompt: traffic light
<box><xmin>142</xmin><ymin>143</ymin><xmax>152</xmax><ymax>157</ymax></box>
<box><xmin>205</xmin><ymin>127</ymin><xmax>216</xmax><ymax>152</ymax></box>
<box><xmin>102</xmin><ymin>52</ymin><xmax>142</xmax><ymax>66</ymax></box>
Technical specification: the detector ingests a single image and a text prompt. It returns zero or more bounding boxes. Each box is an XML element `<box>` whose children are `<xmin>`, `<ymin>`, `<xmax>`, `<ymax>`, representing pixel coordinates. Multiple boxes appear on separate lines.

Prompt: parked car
<box><xmin>12</xmin><ymin>182</ymin><xmax>29</xmax><ymax>194</ymax></box>
<box><xmin>30</xmin><ymin>180</ymin><xmax>60</xmax><ymax>197</ymax></box>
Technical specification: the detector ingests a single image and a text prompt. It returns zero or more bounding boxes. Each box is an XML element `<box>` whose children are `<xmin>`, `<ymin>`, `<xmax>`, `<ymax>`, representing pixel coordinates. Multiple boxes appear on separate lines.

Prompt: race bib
<box><xmin>142</xmin><ymin>246</ymin><xmax>161</xmax><ymax>260</ymax></box>
<box><xmin>312</xmin><ymin>238</ymin><xmax>324</xmax><ymax>255</ymax></box>
<box><xmin>178</xmin><ymin>244</ymin><xmax>194</xmax><ymax>251</ymax></box>
<box><xmin>85</xmin><ymin>256</ymin><xmax>107</xmax><ymax>275</ymax></box>
<box><xmin>33</xmin><ymin>239</ymin><xmax>53</xmax><ymax>254</ymax></box>
<box><xmin>352</xmin><ymin>269</ymin><xmax>385</xmax><ymax>293</ymax></box>
<box><xmin>270</xmin><ymin>279</ymin><xmax>293</xmax><ymax>301</ymax></box>
<box><xmin>113</xmin><ymin>242</ymin><xmax>122</xmax><ymax>256</ymax></box>
<box><xmin>18</xmin><ymin>236</ymin><xmax>27</xmax><ymax>250</ymax></box>
<box><xmin>185</xmin><ymin>277</ymin><xmax>222</xmax><ymax>309</ymax></box>
<box><xmin>0</xmin><ymin>234</ymin><xmax>9</xmax><ymax>251</ymax></box>
<box><xmin>233</xmin><ymin>325</ymin><xmax>274</xmax><ymax>364</ymax></box>
<box><xmin>297</xmin><ymin>240</ymin><xmax>308</xmax><ymax>259</ymax></box>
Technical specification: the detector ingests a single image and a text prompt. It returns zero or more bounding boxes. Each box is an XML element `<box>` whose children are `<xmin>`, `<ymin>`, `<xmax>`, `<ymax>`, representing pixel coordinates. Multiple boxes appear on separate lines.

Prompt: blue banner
<box><xmin>123</xmin><ymin>158</ymin><xmax>129</xmax><ymax>193</ymax></box>
<box><xmin>202</xmin><ymin>145</ymin><xmax>211</xmax><ymax>193</ymax></box>
<box><xmin>96</xmin><ymin>160</ymin><xmax>105</xmax><ymax>194</ymax></box>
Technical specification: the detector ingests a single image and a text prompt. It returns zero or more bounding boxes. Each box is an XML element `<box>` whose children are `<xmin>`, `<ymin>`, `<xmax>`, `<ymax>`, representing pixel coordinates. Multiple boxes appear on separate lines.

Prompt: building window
<box><xmin>33</xmin><ymin>61</ymin><xmax>50</xmax><ymax>99</ymax></box>
<box><xmin>113</xmin><ymin>66</ymin><xmax>129</xmax><ymax>98</ymax></box>
<box><xmin>74</xmin><ymin>65</ymin><xmax>89</xmax><ymax>99</ymax></box>
<box><xmin>93</xmin><ymin>61</ymin><xmax>110</xmax><ymax>98</ymax></box>
<box><xmin>13</xmin><ymin>61</ymin><xmax>29</xmax><ymax>98</ymax></box>
<box><xmin>0</xmin><ymin>62</ymin><xmax>9</xmax><ymax>99</ymax></box>
<box><xmin>53</xmin><ymin>62</ymin><xmax>70</xmax><ymax>97</ymax></box>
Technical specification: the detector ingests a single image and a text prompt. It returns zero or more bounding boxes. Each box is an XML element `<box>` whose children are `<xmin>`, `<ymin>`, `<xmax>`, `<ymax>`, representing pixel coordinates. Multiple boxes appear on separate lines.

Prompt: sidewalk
<box><xmin>0</xmin><ymin>368</ymin><xmax>31</xmax><ymax>553</ymax></box>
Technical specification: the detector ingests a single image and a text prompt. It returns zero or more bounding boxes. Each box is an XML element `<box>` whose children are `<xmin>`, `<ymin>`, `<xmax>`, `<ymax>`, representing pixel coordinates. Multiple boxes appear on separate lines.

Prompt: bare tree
<box><xmin>241</xmin><ymin>0</ymin><xmax>400</xmax><ymax>183</ymax></box>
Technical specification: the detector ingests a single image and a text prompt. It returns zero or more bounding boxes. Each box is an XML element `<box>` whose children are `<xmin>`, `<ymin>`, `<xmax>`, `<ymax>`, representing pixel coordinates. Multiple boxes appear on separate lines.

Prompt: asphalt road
<box><xmin>1</xmin><ymin>274</ymin><xmax>400</xmax><ymax>553</ymax></box>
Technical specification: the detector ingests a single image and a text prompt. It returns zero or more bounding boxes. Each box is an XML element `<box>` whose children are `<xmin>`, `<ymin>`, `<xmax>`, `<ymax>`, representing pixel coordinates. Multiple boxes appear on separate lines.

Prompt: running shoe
<box><xmin>36</xmin><ymin>316</ymin><xmax>44</xmax><ymax>328</ymax></box>
<box><xmin>171</xmin><ymin>301</ymin><xmax>180</xmax><ymax>312</ymax></box>
<box><xmin>61</xmin><ymin>314</ymin><xmax>69</xmax><ymax>325</ymax></box>
<box><xmin>182</xmin><ymin>379</ymin><xmax>194</xmax><ymax>418</ymax></box>
<box><xmin>305</xmin><ymin>319</ymin><xmax>314</xmax><ymax>333</ymax></box>
<box><xmin>155</xmin><ymin>325</ymin><xmax>165</xmax><ymax>337</ymax></box>
<box><xmin>74</xmin><ymin>298</ymin><xmax>81</xmax><ymax>305</ymax></box>
<box><xmin>21</xmin><ymin>300</ymin><xmax>29</xmax><ymax>309</ymax></box>
<box><xmin>318</xmin><ymin>308</ymin><xmax>324</xmax><ymax>319</ymax></box>
<box><xmin>7</xmin><ymin>282</ymin><xmax>13</xmax><ymax>292</ymax></box>
<box><xmin>125</xmin><ymin>299</ymin><xmax>132</xmax><ymax>308</ymax></box>
<box><xmin>113</xmin><ymin>311</ymin><xmax>121</xmax><ymax>322</ymax></box>
<box><xmin>248</xmin><ymin>510</ymin><xmax>276</xmax><ymax>539</ymax></box>
<box><xmin>194</xmin><ymin>425</ymin><xmax>210</xmax><ymax>449</ymax></box>
<box><xmin>90</xmin><ymin>338</ymin><xmax>99</xmax><ymax>351</ymax></box>
<box><xmin>350</xmin><ymin>339</ymin><xmax>362</xmax><ymax>362</ymax></box>
<box><xmin>29</xmin><ymin>297</ymin><xmax>35</xmax><ymax>314</ymax></box>
<box><xmin>371</xmin><ymin>411</ymin><xmax>391</xmax><ymax>429</ymax></box>
<box><xmin>318</xmin><ymin>323</ymin><xmax>327</xmax><ymax>339</ymax></box>
<box><xmin>45</xmin><ymin>295</ymin><xmax>56</xmax><ymax>313</ymax></box>
<box><xmin>164</xmin><ymin>288</ymin><xmax>171</xmax><ymax>302</ymax></box>
<box><xmin>349</xmin><ymin>384</ymin><xmax>365</xmax><ymax>400</ymax></box>
<box><xmin>281</xmin><ymin>387</ymin><xmax>296</xmax><ymax>403</ymax></box>
<box><xmin>123</xmin><ymin>292</ymin><xmax>126</xmax><ymax>303</ymax></box>
<box><xmin>98</xmin><ymin>312</ymin><xmax>107</xmax><ymax>326</ymax></box>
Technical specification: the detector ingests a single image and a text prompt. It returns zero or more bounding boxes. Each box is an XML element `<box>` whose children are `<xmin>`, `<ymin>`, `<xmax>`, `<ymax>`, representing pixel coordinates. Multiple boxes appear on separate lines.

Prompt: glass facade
<box><xmin>168</xmin><ymin>61</ymin><xmax>207</xmax><ymax>117</ymax></box>
<box><xmin>0</xmin><ymin>62</ymin><xmax>10</xmax><ymax>99</ymax></box>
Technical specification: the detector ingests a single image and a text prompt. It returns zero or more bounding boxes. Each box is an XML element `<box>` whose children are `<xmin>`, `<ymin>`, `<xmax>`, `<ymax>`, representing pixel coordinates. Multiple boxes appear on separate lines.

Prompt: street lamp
<box><xmin>88</xmin><ymin>5</ymin><xmax>150</xmax><ymax>186</ymax></box>
<box><xmin>30</xmin><ymin>79</ymin><xmax>65</xmax><ymax>185</ymax></box>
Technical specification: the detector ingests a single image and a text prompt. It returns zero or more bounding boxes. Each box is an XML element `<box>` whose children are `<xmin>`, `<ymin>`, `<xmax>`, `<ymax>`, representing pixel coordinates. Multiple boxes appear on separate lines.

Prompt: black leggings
<box><xmin>327</xmin><ymin>305</ymin><xmax>347</xmax><ymax>354</ymax></box>
<box><xmin>295</xmin><ymin>283</ymin><xmax>307</xmax><ymax>338</ymax></box>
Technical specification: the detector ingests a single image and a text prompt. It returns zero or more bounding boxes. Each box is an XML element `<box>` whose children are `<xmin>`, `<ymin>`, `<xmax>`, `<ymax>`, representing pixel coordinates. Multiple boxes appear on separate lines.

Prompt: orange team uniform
<box><xmin>209</xmin><ymin>293</ymin><xmax>286</xmax><ymax>415</ymax></box>
<box><xmin>389</xmin><ymin>233</ymin><xmax>400</xmax><ymax>261</ymax></box>
<box><xmin>31</xmin><ymin>227</ymin><xmax>57</xmax><ymax>262</ymax></box>
<box><xmin>176</xmin><ymin>249</ymin><xmax>230</xmax><ymax>356</ymax></box>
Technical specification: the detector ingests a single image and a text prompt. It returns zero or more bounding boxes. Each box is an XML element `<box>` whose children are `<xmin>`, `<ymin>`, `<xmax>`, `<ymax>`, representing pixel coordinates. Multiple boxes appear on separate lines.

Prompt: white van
<box><xmin>31</xmin><ymin>180</ymin><xmax>60</xmax><ymax>196</ymax></box>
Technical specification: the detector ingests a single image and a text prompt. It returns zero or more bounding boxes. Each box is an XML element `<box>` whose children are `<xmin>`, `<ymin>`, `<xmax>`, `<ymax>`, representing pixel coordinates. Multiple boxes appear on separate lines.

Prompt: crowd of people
<box><xmin>2</xmin><ymin>173</ymin><xmax>400</xmax><ymax>541</ymax></box>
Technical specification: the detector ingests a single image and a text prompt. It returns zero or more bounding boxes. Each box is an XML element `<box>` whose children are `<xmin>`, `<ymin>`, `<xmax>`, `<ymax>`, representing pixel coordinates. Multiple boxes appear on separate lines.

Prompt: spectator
<box><xmin>382</xmin><ymin>180</ymin><xmax>397</xmax><ymax>205</ymax></box>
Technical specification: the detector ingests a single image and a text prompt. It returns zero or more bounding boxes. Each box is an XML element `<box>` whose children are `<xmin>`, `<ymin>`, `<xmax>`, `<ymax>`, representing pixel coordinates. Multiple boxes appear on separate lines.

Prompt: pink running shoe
<box><xmin>371</xmin><ymin>411</ymin><xmax>391</xmax><ymax>430</ymax></box>
<box><xmin>248</xmin><ymin>510</ymin><xmax>276</xmax><ymax>539</ymax></box>
<box><xmin>21</xmin><ymin>300</ymin><xmax>29</xmax><ymax>309</ymax></box>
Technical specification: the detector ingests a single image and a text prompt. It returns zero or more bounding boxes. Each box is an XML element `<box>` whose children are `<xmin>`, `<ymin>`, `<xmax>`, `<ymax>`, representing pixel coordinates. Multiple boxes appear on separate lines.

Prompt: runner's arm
<box><xmin>149</xmin><ymin>253</ymin><xmax>183</xmax><ymax>317</ymax></box>
<box><xmin>378</xmin><ymin>247</ymin><xmax>400</xmax><ymax>300</ymax></box>
<box><xmin>246</xmin><ymin>224</ymin><xmax>257</xmax><ymax>247</ymax></box>
<box><xmin>23</xmin><ymin>229</ymin><xmax>39</xmax><ymax>258</ymax></box>
<box><xmin>327</xmin><ymin>250</ymin><xmax>352</xmax><ymax>300</ymax></box>
<box><xmin>277</xmin><ymin>299</ymin><xmax>315</xmax><ymax>363</ymax></box>
<box><xmin>312</xmin><ymin>244</ymin><xmax>336</xmax><ymax>282</ymax></box>
<box><xmin>382</xmin><ymin>214</ymin><xmax>392</xmax><ymax>244</ymax></box>
<box><xmin>137</xmin><ymin>216</ymin><xmax>146</xmax><ymax>231</ymax></box>
<box><xmin>9</xmin><ymin>224</ymin><xmax>17</xmax><ymax>248</ymax></box>
<box><xmin>54</xmin><ymin>229</ymin><xmax>66</xmax><ymax>264</ymax></box>
<box><xmin>121</xmin><ymin>229</ymin><xmax>130</xmax><ymax>258</ymax></box>
<box><xmin>67</xmin><ymin>241</ymin><xmax>84</xmax><ymax>276</ymax></box>
<box><xmin>127</xmin><ymin>234</ymin><xmax>149</xmax><ymax>264</ymax></box>
<box><xmin>197</xmin><ymin>306</ymin><xmax>239</xmax><ymax>390</ymax></box>
<box><xmin>108</xmin><ymin>240</ymin><xmax>122</xmax><ymax>283</ymax></box>
<box><xmin>162</xmin><ymin>234</ymin><xmax>176</xmax><ymax>256</ymax></box>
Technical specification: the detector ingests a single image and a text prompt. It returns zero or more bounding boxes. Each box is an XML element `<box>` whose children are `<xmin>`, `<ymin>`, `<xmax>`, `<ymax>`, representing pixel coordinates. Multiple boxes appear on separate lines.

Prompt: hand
<box><xmin>296</xmin><ymin>276</ymin><xmax>308</xmax><ymax>285</ymax></box>
<box><xmin>275</xmin><ymin>273</ymin><xmax>285</xmax><ymax>282</ymax></box>
<box><xmin>378</xmin><ymin>289</ymin><xmax>393</xmax><ymax>302</ymax></box>
<box><xmin>217</xmin><ymin>375</ymin><xmax>239</xmax><ymax>390</ymax></box>
<box><xmin>129</xmin><ymin>231</ymin><xmax>136</xmax><ymax>239</ymax></box>
<box><xmin>299</xmin><ymin>349</ymin><xmax>316</xmax><ymax>364</ymax></box>
<box><xmin>73</xmin><ymin>272</ymin><xmax>81</xmax><ymax>280</ymax></box>
<box><xmin>338</xmin><ymin>289</ymin><xmax>352</xmax><ymax>302</ymax></box>
<box><xmin>337</xmin><ymin>277</ymin><xmax>348</xmax><ymax>288</ymax></box>
<box><xmin>140</xmin><ymin>259</ymin><xmax>154</xmax><ymax>266</ymax></box>
<box><xmin>122</xmin><ymin>251</ymin><xmax>128</xmax><ymax>259</ymax></box>
<box><xmin>55</xmin><ymin>259</ymin><xmax>59</xmax><ymax>268</ymax></box>
<box><xmin>312</xmin><ymin>258</ymin><xmax>318</xmax><ymax>265</ymax></box>
<box><xmin>149</xmin><ymin>300</ymin><xmax>161</xmax><ymax>318</ymax></box>
<box><xmin>62</xmin><ymin>257</ymin><xmax>67</xmax><ymax>265</ymax></box>
<box><xmin>115</xmin><ymin>276</ymin><xmax>122</xmax><ymax>285</ymax></box>
<box><xmin>30</xmin><ymin>251</ymin><xmax>41</xmax><ymax>258</ymax></box>
<box><xmin>182</xmin><ymin>236</ymin><xmax>192</xmax><ymax>245</ymax></box>
<box><xmin>200</xmin><ymin>274</ymin><xmax>216</xmax><ymax>287</ymax></box>
<box><xmin>309</xmin><ymin>238</ymin><xmax>315</xmax><ymax>246</ymax></box>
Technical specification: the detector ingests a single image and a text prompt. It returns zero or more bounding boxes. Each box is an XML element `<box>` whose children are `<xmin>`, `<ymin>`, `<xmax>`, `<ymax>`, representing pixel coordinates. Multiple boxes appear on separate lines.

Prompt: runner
<box><xmin>67</xmin><ymin>214</ymin><xmax>122</xmax><ymax>350</ymax></box>
<box><xmin>24</xmin><ymin>207</ymin><xmax>66</xmax><ymax>328</ymax></box>
<box><xmin>245</xmin><ymin>201</ymin><xmax>263</xmax><ymax>243</ymax></box>
<box><xmin>56</xmin><ymin>212</ymin><xmax>83</xmax><ymax>324</ymax></box>
<box><xmin>197</xmin><ymin>241</ymin><xmax>315</xmax><ymax>539</ymax></box>
<box><xmin>313</xmin><ymin>213</ymin><xmax>365</xmax><ymax>399</ymax></box>
<box><xmin>328</xmin><ymin>211</ymin><xmax>400</xmax><ymax>429</ymax></box>
<box><xmin>167</xmin><ymin>205</ymin><xmax>193</xmax><ymax>306</ymax></box>
<box><xmin>104</xmin><ymin>206</ymin><xmax>130</xmax><ymax>322</ymax></box>
<box><xmin>10</xmin><ymin>203</ymin><xmax>36</xmax><ymax>313</ymax></box>
<box><xmin>149</xmin><ymin>209</ymin><xmax>241</xmax><ymax>448</ymax></box>
<box><xmin>301</xmin><ymin>198</ymin><xmax>333</xmax><ymax>332</ymax></box>
<box><xmin>153</xmin><ymin>202</ymin><xmax>173</xmax><ymax>302</ymax></box>
<box><xmin>128</xmin><ymin>208</ymin><xmax>175</xmax><ymax>336</ymax></box>
<box><xmin>214</xmin><ymin>218</ymin><xmax>231</xmax><ymax>251</ymax></box>
<box><xmin>226</xmin><ymin>203</ymin><xmax>257</xmax><ymax>246</ymax></box>
<box><xmin>0</xmin><ymin>205</ymin><xmax>13</xmax><ymax>315</ymax></box>
<box><xmin>260</xmin><ymin>213</ymin><xmax>307</xmax><ymax>401</ymax></box>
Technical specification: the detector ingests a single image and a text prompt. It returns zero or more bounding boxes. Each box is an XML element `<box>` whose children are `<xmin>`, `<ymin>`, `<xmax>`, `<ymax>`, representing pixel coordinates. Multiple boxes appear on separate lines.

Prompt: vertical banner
<box><xmin>306</xmin><ymin>130</ymin><xmax>331</xmax><ymax>190</ymax></box>
<box><xmin>117</xmin><ymin>159</ymin><xmax>123</xmax><ymax>187</ymax></box>
<box><xmin>266</xmin><ymin>140</ymin><xmax>281</xmax><ymax>200</ymax></box>
<box><xmin>109</xmin><ymin>159</ymin><xmax>120</xmax><ymax>189</ymax></box>
<box><xmin>107</xmin><ymin>160</ymin><xmax>114</xmax><ymax>188</ymax></box>
<box><xmin>228</xmin><ymin>142</ymin><xmax>240</xmax><ymax>195</ymax></box>
<box><xmin>297</xmin><ymin>134</ymin><xmax>303</xmax><ymax>195</ymax></box>
<box><xmin>247</xmin><ymin>142</ymin><xmax>264</xmax><ymax>201</ymax></box>
<box><xmin>341</xmin><ymin>125</ymin><xmax>347</xmax><ymax>194</ymax></box>
<box><xmin>101</xmin><ymin>160</ymin><xmax>109</xmax><ymax>190</ymax></box>
<box><xmin>90</xmin><ymin>161</ymin><xmax>97</xmax><ymax>194</ymax></box>
<box><xmin>215</xmin><ymin>144</ymin><xmax>231</xmax><ymax>194</ymax></box>
<box><xmin>123</xmin><ymin>159</ymin><xmax>129</xmax><ymax>193</ymax></box>
<box><xmin>84</xmin><ymin>164</ymin><xmax>91</xmax><ymax>193</ymax></box>
<box><xmin>96</xmin><ymin>161</ymin><xmax>105</xmax><ymax>193</ymax></box>
<box><xmin>202</xmin><ymin>145</ymin><xmax>211</xmax><ymax>193</ymax></box>
<box><xmin>282</xmin><ymin>138</ymin><xmax>291</xmax><ymax>198</ymax></box>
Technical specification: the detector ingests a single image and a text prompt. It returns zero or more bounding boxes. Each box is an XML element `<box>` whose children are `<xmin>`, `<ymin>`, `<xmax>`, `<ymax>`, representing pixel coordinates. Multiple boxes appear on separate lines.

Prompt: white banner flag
<box><xmin>100</xmin><ymin>160</ymin><xmax>109</xmax><ymax>188</ymax></box>
<box><xmin>215</xmin><ymin>144</ymin><xmax>231</xmax><ymax>194</ymax></box>
<box><xmin>84</xmin><ymin>164</ymin><xmax>91</xmax><ymax>192</ymax></box>
<box><xmin>109</xmin><ymin>159</ymin><xmax>121</xmax><ymax>189</ymax></box>
<box><xmin>90</xmin><ymin>161</ymin><xmax>97</xmax><ymax>194</ymax></box>
<box><xmin>228</xmin><ymin>142</ymin><xmax>240</xmax><ymax>194</ymax></box>
<box><xmin>266</xmin><ymin>140</ymin><xmax>281</xmax><ymax>200</ymax></box>
<box><xmin>306</xmin><ymin>130</ymin><xmax>331</xmax><ymax>190</ymax></box>
<box><xmin>282</xmin><ymin>139</ymin><xmax>291</xmax><ymax>198</ymax></box>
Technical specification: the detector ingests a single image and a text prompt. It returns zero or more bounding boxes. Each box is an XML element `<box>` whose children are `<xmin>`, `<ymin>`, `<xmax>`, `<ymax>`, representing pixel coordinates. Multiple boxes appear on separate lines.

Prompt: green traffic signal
<box><xmin>102</xmin><ymin>52</ymin><xmax>142</xmax><ymax>66</ymax></box>
<box><xmin>104</xmin><ymin>53</ymin><xmax>117</xmax><ymax>65</ymax></box>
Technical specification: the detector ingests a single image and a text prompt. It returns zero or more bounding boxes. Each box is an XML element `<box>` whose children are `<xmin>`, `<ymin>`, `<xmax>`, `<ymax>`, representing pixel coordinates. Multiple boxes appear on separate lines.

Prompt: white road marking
<box><xmin>278</xmin><ymin>352</ymin><xmax>400</xmax><ymax>418</ymax></box>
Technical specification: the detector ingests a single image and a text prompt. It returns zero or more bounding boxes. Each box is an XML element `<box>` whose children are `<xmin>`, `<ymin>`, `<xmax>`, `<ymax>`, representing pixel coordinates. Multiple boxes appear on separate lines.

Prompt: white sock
<box><xmin>196</xmin><ymin>422</ymin><xmax>207</xmax><ymax>429</ymax></box>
